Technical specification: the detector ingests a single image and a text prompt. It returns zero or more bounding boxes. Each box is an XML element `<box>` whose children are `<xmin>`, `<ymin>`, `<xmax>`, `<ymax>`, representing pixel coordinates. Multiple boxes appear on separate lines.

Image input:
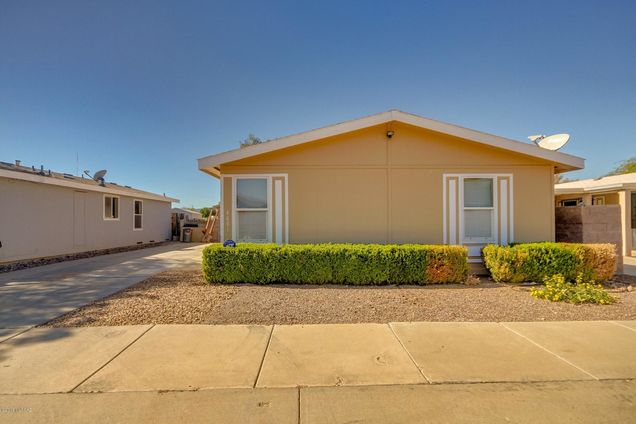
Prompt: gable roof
<box><xmin>198</xmin><ymin>109</ymin><xmax>585</xmax><ymax>177</ymax></box>
<box><xmin>0</xmin><ymin>161</ymin><xmax>179</xmax><ymax>203</ymax></box>
<box><xmin>555</xmin><ymin>172</ymin><xmax>636</xmax><ymax>194</ymax></box>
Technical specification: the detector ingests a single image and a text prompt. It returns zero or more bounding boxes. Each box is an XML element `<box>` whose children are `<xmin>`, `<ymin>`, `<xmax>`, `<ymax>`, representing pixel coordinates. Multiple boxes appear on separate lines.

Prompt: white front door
<box><xmin>444</xmin><ymin>174</ymin><xmax>513</xmax><ymax>262</ymax></box>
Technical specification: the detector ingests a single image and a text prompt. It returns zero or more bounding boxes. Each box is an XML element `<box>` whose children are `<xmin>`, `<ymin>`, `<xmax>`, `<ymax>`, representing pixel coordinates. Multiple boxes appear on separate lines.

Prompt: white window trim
<box><xmin>232</xmin><ymin>176</ymin><xmax>272</xmax><ymax>243</ymax></box>
<box><xmin>220</xmin><ymin>176</ymin><xmax>225</xmax><ymax>242</ymax></box>
<box><xmin>222</xmin><ymin>173</ymin><xmax>289</xmax><ymax>243</ymax></box>
<box><xmin>459</xmin><ymin>176</ymin><xmax>498</xmax><ymax>244</ymax></box>
<box><xmin>133</xmin><ymin>199</ymin><xmax>143</xmax><ymax>231</ymax></box>
<box><xmin>444</xmin><ymin>173</ymin><xmax>513</xmax><ymax>245</ymax></box>
<box><xmin>103</xmin><ymin>194</ymin><xmax>120</xmax><ymax>221</ymax></box>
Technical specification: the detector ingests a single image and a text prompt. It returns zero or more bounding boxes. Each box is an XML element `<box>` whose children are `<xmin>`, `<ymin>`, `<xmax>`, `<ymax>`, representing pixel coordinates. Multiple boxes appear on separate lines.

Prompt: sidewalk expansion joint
<box><xmin>253</xmin><ymin>325</ymin><xmax>275</xmax><ymax>388</ymax></box>
<box><xmin>499</xmin><ymin>323</ymin><xmax>599</xmax><ymax>381</ymax></box>
<box><xmin>297</xmin><ymin>387</ymin><xmax>301</xmax><ymax>424</ymax></box>
<box><xmin>68</xmin><ymin>324</ymin><xmax>156</xmax><ymax>393</ymax></box>
<box><xmin>0</xmin><ymin>326</ymin><xmax>33</xmax><ymax>344</ymax></box>
<box><xmin>609</xmin><ymin>321</ymin><xmax>635</xmax><ymax>332</ymax></box>
<box><xmin>387</xmin><ymin>323</ymin><xmax>431</xmax><ymax>384</ymax></box>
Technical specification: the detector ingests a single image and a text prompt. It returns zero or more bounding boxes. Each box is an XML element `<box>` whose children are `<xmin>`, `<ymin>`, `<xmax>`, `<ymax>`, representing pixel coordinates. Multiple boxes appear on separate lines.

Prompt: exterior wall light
<box><xmin>386</xmin><ymin>130</ymin><xmax>395</xmax><ymax>139</ymax></box>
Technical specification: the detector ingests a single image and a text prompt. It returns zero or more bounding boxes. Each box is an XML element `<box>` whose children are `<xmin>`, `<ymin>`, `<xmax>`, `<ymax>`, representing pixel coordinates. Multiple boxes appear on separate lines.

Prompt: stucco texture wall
<box><xmin>0</xmin><ymin>177</ymin><xmax>172</xmax><ymax>262</ymax></box>
<box><xmin>220</xmin><ymin>122</ymin><xmax>555</xmax><ymax>245</ymax></box>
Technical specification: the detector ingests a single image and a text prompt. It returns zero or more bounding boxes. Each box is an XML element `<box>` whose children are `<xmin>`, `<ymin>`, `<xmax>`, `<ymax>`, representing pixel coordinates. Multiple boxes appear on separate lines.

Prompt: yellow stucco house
<box><xmin>198</xmin><ymin>110</ymin><xmax>584</xmax><ymax>263</ymax></box>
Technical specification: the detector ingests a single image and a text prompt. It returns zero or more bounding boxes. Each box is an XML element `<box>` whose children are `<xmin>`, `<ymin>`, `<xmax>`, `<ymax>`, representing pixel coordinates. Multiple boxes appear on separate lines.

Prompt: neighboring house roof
<box><xmin>0</xmin><ymin>161</ymin><xmax>179</xmax><ymax>203</ymax></box>
<box><xmin>197</xmin><ymin>109</ymin><xmax>585</xmax><ymax>177</ymax></box>
<box><xmin>171</xmin><ymin>207</ymin><xmax>202</xmax><ymax>217</ymax></box>
<box><xmin>555</xmin><ymin>172</ymin><xmax>636</xmax><ymax>194</ymax></box>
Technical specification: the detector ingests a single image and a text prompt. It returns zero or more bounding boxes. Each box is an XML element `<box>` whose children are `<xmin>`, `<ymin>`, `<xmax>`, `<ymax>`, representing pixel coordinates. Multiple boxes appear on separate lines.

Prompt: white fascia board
<box><xmin>555</xmin><ymin>183</ymin><xmax>636</xmax><ymax>194</ymax></box>
<box><xmin>197</xmin><ymin>109</ymin><xmax>585</xmax><ymax>173</ymax></box>
<box><xmin>197</xmin><ymin>111</ymin><xmax>393</xmax><ymax>174</ymax></box>
<box><xmin>0</xmin><ymin>169</ymin><xmax>179</xmax><ymax>203</ymax></box>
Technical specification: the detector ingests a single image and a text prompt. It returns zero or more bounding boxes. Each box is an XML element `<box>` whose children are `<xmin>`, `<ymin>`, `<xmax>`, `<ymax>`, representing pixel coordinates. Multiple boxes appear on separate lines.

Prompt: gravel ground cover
<box><xmin>43</xmin><ymin>270</ymin><xmax>636</xmax><ymax>327</ymax></box>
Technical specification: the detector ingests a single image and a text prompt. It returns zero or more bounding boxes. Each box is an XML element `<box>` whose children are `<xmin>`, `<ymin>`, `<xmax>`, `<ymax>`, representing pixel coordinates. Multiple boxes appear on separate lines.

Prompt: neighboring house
<box><xmin>0</xmin><ymin>161</ymin><xmax>178</xmax><ymax>263</ymax></box>
<box><xmin>171</xmin><ymin>207</ymin><xmax>202</xmax><ymax>221</ymax></box>
<box><xmin>198</xmin><ymin>110</ymin><xmax>584</xmax><ymax>262</ymax></box>
<box><xmin>555</xmin><ymin>173</ymin><xmax>636</xmax><ymax>256</ymax></box>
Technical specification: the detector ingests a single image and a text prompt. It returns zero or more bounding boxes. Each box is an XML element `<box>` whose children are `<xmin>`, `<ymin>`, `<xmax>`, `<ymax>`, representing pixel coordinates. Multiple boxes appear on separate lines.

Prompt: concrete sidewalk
<box><xmin>0</xmin><ymin>243</ymin><xmax>206</xmax><ymax>328</ymax></box>
<box><xmin>0</xmin><ymin>321</ymin><xmax>634</xmax><ymax>422</ymax></box>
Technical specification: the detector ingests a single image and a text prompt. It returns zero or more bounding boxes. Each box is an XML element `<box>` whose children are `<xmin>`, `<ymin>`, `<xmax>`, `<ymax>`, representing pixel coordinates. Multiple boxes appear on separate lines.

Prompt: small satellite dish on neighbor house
<box><xmin>92</xmin><ymin>169</ymin><xmax>107</xmax><ymax>182</ymax></box>
<box><xmin>528</xmin><ymin>133</ymin><xmax>571</xmax><ymax>151</ymax></box>
<box><xmin>84</xmin><ymin>169</ymin><xmax>107</xmax><ymax>185</ymax></box>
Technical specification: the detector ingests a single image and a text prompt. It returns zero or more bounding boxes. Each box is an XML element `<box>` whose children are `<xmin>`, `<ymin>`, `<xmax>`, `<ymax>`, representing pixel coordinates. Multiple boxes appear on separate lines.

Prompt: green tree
<box><xmin>240</xmin><ymin>133</ymin><xmax>263</xmax><ymax>148</ymax></box>
<box><xmin>606</xmin><ymin>157</ymin><xmax>636</xmax><ymax>176</ymax></box>
<box><xmin>200</xmin><ymin>207</ymin><xmax>211</xmax><ymax>218</ymax></box>
<box><xmin>554</xmin><ymin>174</ymin><xmax>577</xmax><ymax>184</ymax></box>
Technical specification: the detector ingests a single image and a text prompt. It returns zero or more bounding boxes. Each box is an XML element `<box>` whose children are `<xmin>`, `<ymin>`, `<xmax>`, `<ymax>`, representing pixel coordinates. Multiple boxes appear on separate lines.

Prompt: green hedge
<box><xmin>482</xmin><ymin>242</ymin><xmax>617</xmax><ymax>284</ymax></box>
<box><xmin>202</xmin><ymin>243</ymin><xmax>468</xmax><ymax>285</ymax></box>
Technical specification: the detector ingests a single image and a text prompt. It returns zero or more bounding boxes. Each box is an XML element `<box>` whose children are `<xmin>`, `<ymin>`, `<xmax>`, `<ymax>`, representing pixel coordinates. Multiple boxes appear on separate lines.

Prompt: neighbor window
<box><xmin>104</xmin><ymin>195</ymin><xmax>119</xmax><ymax>220</ymax></box>
<box><xmin>133</xmin><ymin>200</ymin><xmax>143</xmax><ymax>230</ymax></box>
<box><xmin>560</xmin><ymin>198</ymin><xmax>581</xmax><ymax>207</ymax></box>
<box><xmin>235</xmin><ymin>178</ymin><xmax>268</xmax><ymax>241</ymax></box>
<box><xmin>463</xmin><ymin>178</ymin><xmax>494</xmax><ymax>242</ymax></box>
<box><xmin>592</xmin><ymin>196</ymin><xmax>605</xmax><ymax>205</ymax></box>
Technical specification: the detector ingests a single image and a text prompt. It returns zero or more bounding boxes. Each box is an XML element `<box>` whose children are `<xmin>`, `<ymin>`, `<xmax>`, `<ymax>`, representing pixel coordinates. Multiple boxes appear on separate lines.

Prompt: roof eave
<box><xmin>0</xmin><ymin>169</ymin><xmax>178</xmax><ymax>203</ymax></box>
<box><xmin>196</xmin><ymin>110</ymin><xmax>586</xmax><ymax>173</ymax></box>
<box><xmin>556</xmin><ymin>182</ymin><xmax>636</xmax><ymax>194</ymax></box>
<box><xmin>197</xmin><ymin>157</ymin><xmax>221</xmax><ymax>178</ymax></box>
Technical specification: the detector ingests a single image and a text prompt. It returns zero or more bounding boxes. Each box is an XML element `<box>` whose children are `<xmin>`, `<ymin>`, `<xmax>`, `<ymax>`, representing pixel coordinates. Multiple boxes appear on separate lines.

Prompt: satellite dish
<box><xmin>529</xmin><ymin>133</ymin><xmax>571</xmax><ymax>151</ymax></box>
<box><xmin>93</xmin><ymin>169</ymin><xmax>107</xmax><ymax>181</ymax></box>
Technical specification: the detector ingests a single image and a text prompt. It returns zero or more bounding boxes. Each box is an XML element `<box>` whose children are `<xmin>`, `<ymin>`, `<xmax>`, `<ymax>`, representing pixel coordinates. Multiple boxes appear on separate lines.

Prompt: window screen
<box><xmin>463</xmin><ymin>178</ymin><xmax>494</xmax><ymax>241</ymax></box>
<box><xmin>236</xmin><ymin>179</ymin><xmax>267</xmax><ymax>209</ymax></box>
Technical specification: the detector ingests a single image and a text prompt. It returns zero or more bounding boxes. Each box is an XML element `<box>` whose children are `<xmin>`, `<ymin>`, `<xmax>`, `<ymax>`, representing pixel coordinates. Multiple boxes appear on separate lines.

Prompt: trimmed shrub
<box><xmin>531</xmin><ymin>274</ymin><xmax>616</xmax><ymax>305</ymax></box>
<box><xmin>202</xmin><ymin>243</ymin><xmax>468</xmax><ymax>285</ymax></box>
<box><xmin>482</xmin><ymin>242</ymin><xmax>617</xmax><ymax>284</ymax></box>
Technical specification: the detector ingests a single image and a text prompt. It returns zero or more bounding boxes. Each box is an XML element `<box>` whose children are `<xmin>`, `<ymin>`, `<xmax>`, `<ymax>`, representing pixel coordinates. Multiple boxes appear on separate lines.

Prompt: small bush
<box><xmin>482</xmin><ymin>242</ymin><xmax>616</xmax><ymax>284</ymax></box>
<box><xmin>531</xmin><ymin>274</ymin><xmax>617</xmax><ymax>305</ymax></box>
<box><xmin>202</xmin><ymin>243</ymin><xmax>468</xmax><ymax>285</ymax></box>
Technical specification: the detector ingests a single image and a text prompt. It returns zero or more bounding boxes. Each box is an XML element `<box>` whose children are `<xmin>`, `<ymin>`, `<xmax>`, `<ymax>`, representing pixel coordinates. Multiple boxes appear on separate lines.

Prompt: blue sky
<box><xmin>1</xmin><ymin>0</ymin><xmax>634</xmax><ymax>208</ymax></box>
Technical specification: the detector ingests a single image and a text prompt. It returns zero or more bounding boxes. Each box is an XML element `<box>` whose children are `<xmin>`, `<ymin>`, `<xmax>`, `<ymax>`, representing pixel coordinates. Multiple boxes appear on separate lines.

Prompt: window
<box><xmin>560</xmin><ymin>198</ymin><xmax>581</xmax><ymax>207</ymax></box>
<box><xmin>463</xmin><ymin>178</ymin><xmax>494</xmax><ymax>242</ymax></box>
<box><xmin>235</xmin><ymin>178</ymin><xmax>269</xmax><ymax>241</ymax></box>
<box><xmin>134</xmin><ymin>200</ymin><xmax>143</xmax><ymax>230</ymax></box>
<box><xmin>592</xmin><ymin>196</ymin><xmax>605</xmax><ymax>205</ymax></box>
<box><xmin>104</xmin><ymin>195</ymin><xmax>119</xmax><ymax>220</ymax></box>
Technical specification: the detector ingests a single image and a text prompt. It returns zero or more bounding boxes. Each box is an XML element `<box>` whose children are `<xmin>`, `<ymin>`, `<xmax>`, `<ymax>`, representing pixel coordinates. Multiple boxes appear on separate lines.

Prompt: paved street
<box><xmin>0</xmin><ymin>321</ymin><xmax>634</xmax><ymax>423</ymax></box>
<box><xmin>0</xmin><ymin>243</ymin><xmax>206</xmax><ymax>328</ymax></box>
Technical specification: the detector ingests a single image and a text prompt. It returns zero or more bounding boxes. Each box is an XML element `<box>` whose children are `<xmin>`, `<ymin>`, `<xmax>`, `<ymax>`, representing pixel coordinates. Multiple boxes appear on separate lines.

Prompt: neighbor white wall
<box><xmin>0</xmin><ymin>177</ymin><xmax>172</xmax><ymax>263</ymax></box>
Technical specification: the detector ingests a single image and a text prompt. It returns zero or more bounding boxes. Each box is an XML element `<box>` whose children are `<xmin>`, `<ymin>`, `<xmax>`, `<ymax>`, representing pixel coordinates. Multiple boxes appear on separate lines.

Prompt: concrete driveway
<box><xmin>0</xmin><ymin>243</ymin><xmax>207</xmax><ymax>329</ymax></box>
<box><xmin>624</xmin><ymin>255</ymin><xmax>636</xmax><ymax>276</ymax></box>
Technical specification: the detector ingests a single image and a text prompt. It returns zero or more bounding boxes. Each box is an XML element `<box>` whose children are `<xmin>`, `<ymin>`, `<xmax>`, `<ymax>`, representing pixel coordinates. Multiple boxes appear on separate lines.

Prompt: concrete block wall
<box><xmin>555</xmin><ymin>205</ymin><xmax>623</xmax><ymax>272</ymax></box>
